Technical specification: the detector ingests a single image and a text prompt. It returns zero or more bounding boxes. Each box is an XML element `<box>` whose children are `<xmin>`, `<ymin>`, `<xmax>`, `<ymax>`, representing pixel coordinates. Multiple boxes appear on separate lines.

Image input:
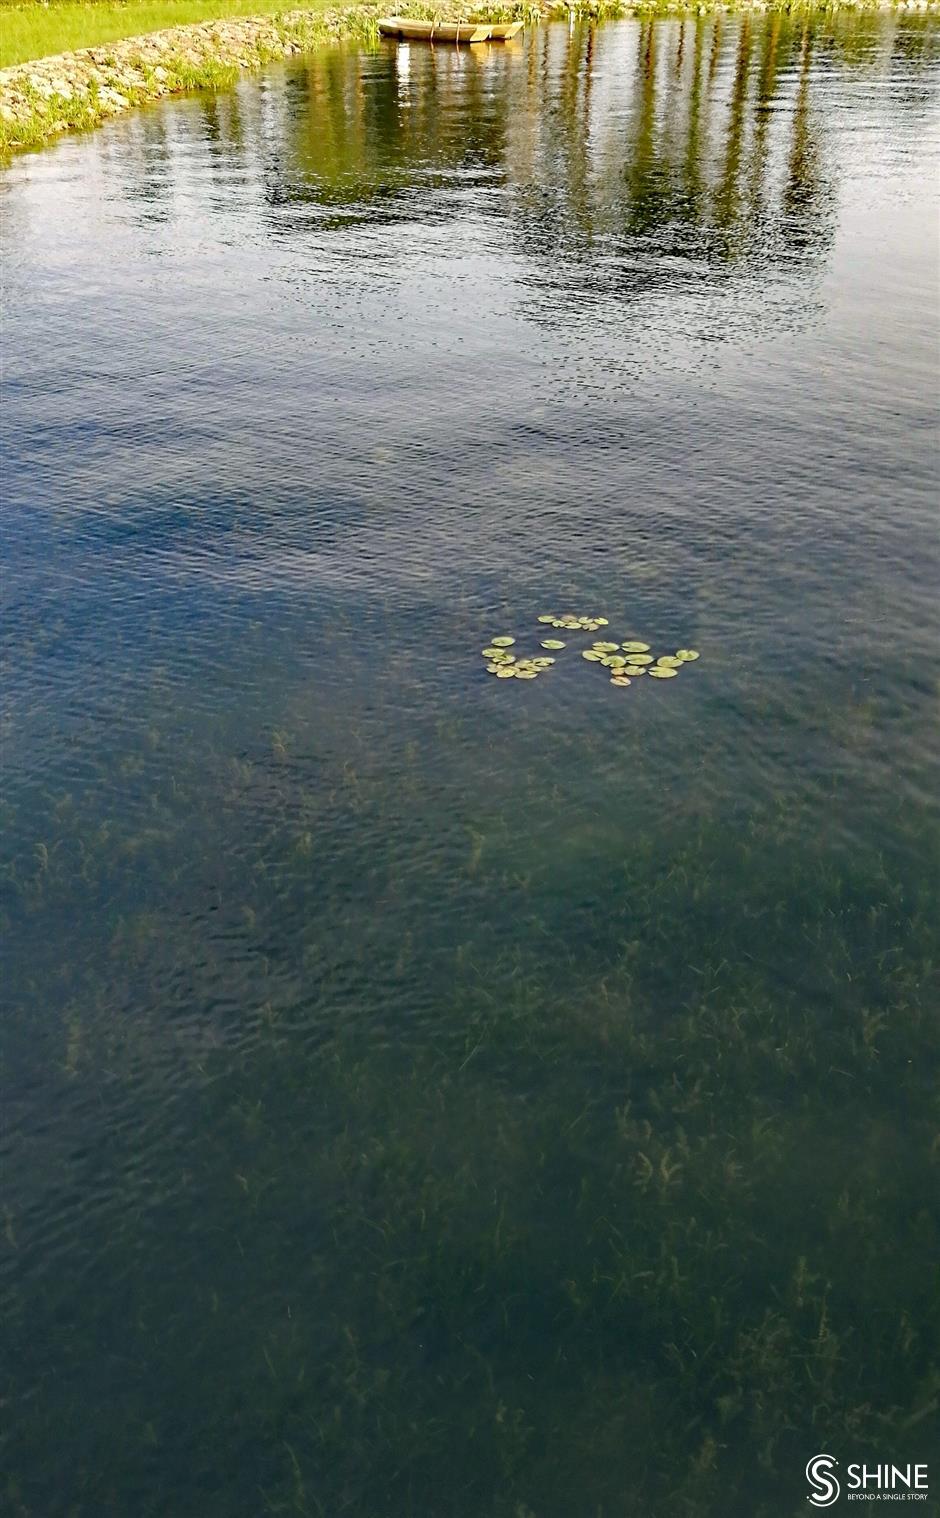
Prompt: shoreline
<box><xmin>0</xmin><ymin>6</ymin><xmax>380</xmax><ymax>154</ymax></box>
<box><xmin>1</xmin><ymin>0</ymin><xmax>935</xmax><ymax>157</ymax></box>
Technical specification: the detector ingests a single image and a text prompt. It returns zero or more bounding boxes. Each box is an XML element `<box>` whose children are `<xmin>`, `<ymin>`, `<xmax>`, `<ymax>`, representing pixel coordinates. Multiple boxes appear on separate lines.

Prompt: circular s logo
<box><xmin>806</xmin><ymin>1454</ymin><xmax>841</xmax><ymax>1507</ymax></box>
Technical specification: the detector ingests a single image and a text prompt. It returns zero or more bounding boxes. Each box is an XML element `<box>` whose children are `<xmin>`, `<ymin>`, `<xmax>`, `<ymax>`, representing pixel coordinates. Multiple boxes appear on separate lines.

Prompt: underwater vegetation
<box><xmin>483</xmin><ymin>614</ymin><xmax>700</xmax><ymax>688</ymax></box>
<box><xmin>3</xmin><ymin>673</ymin><xmax>937</xmax><ymax>1518</ymax></box>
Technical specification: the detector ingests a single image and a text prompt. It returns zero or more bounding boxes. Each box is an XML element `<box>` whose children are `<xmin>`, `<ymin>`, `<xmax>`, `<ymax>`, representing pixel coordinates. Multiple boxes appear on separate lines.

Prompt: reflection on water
<box><xmin>266</xmin><ymin>18</ymin><xmax>841</xmax><ymax>264</ymax></box>
<box><xmin>2</xmin><ymin>14</ymin><xmax>939</xmax><ymax>1518</ymax></box>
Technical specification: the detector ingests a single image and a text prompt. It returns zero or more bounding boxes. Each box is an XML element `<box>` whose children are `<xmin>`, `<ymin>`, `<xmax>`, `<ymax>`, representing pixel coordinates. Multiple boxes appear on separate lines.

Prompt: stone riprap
<box><xmin>0</xmin><ymin>6</ymin><xmax>380</xmax><ymax>152</ymax></box>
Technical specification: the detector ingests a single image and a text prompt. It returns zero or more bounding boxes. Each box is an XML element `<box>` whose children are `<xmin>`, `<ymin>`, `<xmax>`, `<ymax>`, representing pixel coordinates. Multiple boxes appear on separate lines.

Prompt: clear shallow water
<box><xmin>2</xmin><ymin>14</ymin><xmax>939</xmax><ymax>1516</ymax></box>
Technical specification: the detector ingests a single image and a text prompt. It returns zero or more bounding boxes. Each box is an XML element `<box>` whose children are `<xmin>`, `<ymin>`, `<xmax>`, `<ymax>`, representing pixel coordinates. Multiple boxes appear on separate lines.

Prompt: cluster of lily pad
<box><xmin>481</xmin><ymin>614</ymin><xmax>699</xmax><ymax>687</ymax></box>
<box><xmin>581</xmin><ymin>639</ymin><xmax>699</xmax><ymax>686</ymax></box>
<box><xmin>537</xmin><ymin>613</ymin><xmax>610</xmax><ymax>633</ymax></box>
<box><xmin>481</xmin><ymin>636</ymin><xmax>556</xmax><ymax>679</ymax></box>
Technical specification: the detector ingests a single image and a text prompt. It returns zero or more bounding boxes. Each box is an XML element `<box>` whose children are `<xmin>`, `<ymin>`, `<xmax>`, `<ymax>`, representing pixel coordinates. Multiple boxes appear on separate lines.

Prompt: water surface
<box><xmin>2</xmin><ymin>14</ymin><xmax>939</xmax><ymax>1516</ymax></box>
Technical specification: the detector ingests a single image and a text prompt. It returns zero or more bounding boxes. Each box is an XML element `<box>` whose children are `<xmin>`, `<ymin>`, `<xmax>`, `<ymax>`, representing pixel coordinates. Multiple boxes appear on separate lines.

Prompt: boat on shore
<box><xmin>378</xmin><ymin>16</ymin><xmax>525</xmax><ymax>43</ymax></box>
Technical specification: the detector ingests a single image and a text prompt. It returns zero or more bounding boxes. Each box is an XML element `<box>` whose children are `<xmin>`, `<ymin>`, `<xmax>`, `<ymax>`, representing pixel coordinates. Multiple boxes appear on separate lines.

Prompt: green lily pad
<box><xmin>656</xmin><ymin>656</ymin><xmax>683</xmax><ymax>668</ymax></box>
<box><xmin>582</xmin><ymin>650</ymin><xmax>605</xmax><ymax>662</ymax></box>
<box><xmin>601</xmin><ymin>655</ymin><xmax>627</xmax><ymax>668</ymax></box>
<box><xmin>537</xmin><ymin>615</ymin><xmax>556</xmax><ymax>624</ymax></box>
<box><xmin>595</xmin><ymin>618</ymin><xmax>609</xmax><ymax>627</ymax></box>
<box><xmin>593</xmin><ymin>642</ymin><xmax>619</xmax><ymax>653</ymax></box>
<box><xmin>486</xmin><ymin>664</ymin><xmax>504</xmax><ymax>675</ymax></box>
<box><xmin>515</xmin><ymin>669</ymin><xmax>538</xmax><ymax>680</ymax></box>
<box><xmin>532</xmin><ymin>657</ymin><xmax>555</xmax><ymax>668</ymax></box>
<box><xmin>541</xmin><ymin>639</ymin><xmax>565</xmax><ymax>650</ymax></box>
<box><xmin>648</xmin><ymin>666</ymin><xmax>678</xmax><ymax>679</ymax></box>
<box><xmin>676</xmin><ymin>649</ymin><xmax>700</xmax><ymax>661</ymax></box>
<box><xmin>495</xmin><ymin>666</ymin><xmax>516</xmax><ymax>678</ymax></box>
<box><xmin>623</xmin><ymin>653</ymin><xmax>653</xmax><ymax>664</ymax></box>
<box><xmin>482</xmin><ymin>647</ymin><xmax>507</xmax><ymax>658</ymax></box>
<box><xmin>610</xmin><ymin>676</ymin><xmax>632</xmax><ymax>688</ymax></box>
<box><xmin>621</xmin><ymin>641</ymin><xmax>650</xmax><ymax>653</ymax></box>
<box><xmin>491</xmin><ymin>636</ymin><xmax>515</xmax><ymax>648</ymax></box>
<box><xmin>623</xmin><ymin>666</ymin><xmax>647</xmax><ymax>677</ymax></box>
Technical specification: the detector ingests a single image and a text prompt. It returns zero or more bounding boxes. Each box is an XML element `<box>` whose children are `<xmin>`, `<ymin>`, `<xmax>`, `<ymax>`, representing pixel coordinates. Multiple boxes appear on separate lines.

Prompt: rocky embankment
<box><xmin>0</xmin><ymin>6</ymin><xmax>379</xmax><ymax>153</ymax></box>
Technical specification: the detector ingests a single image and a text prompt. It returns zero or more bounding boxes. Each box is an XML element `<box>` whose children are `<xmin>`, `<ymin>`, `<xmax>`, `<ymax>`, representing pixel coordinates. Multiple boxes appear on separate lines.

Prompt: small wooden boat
<box><xmin>378</xmin><ymin>16</ymin><xmax>524</xmax><ymax>43</ymax></box>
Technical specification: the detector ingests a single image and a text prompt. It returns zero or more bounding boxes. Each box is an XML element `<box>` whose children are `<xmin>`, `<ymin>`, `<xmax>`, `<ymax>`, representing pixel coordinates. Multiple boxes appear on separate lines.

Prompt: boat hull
<box><xmin>378</xmin><ymin>17</ymin><xmax>523</xmax><ymax>43</ymax></box>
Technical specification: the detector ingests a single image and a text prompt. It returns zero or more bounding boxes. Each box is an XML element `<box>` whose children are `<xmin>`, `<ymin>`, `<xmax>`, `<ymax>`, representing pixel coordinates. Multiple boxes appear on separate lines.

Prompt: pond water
<box><xmin>2</xmin><ymin>13</ymin><xmax>939</xmax><ymax>1516</ymax></box>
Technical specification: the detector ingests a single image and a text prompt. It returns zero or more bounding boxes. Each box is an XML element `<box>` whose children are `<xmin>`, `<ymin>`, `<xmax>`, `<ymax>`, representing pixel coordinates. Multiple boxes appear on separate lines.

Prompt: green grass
<box><xmin>0</xmin><ymin>0</ymin><xmax>340</xmax><ymax>69</ymax></box>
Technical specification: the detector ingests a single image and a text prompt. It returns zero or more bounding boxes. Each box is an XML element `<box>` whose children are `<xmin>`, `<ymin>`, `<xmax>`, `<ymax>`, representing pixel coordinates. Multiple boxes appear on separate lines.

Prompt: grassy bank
<box><xmin>0</xmin><ymin>0</ymin><xmax>344</xmax><ymax>69</ymax></box>
<box><xmin>0</xmin><ymin>5</ymin><xmax>385</xmax><ymax>153</ymax></box>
